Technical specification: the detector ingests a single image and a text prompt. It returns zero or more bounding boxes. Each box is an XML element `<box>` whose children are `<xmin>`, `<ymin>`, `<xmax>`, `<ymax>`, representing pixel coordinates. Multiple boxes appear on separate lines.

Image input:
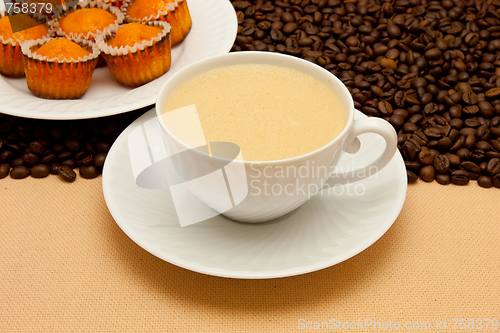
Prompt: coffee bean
<box><xmin>470</xmin><ymin>150</ymin><xmax>486</xmax><ymax>163</ymax></box>
<box><xmin>281</xmin><ymin>12</ymin><xmax>294</xmax><ymax>22</ymax></box>
<box><xmin>380</xmin><ymin>58</ymin><xmax>397</xmax><ymax>70</ymax></box>
<box><xmin>11</xmin><ymin>157</ymin><xmax>24</xmax><ymax>167</ymax></box>
<box><xmin>40</xmin><ymin>153</ymin><xmax>56</xmax><ymax>165</ymax></box>
<box><xmin>65</xmin><ymin>137</ymin><xmax>81</xmax><ymax>152</ymax></box>
<box><xmin>446</xmin><ymin>153</ymin><xmax>461</xmax><ymax>166</ymax></box>
<box><xmin>477</xmin><ymin>175</ymin><xmax>493</xmax><ymax>188</ymax></box>
<box><xmin>50</xmin><ymin>162</ymin><xmax>61</xmax><ymax>175</ymax></box>
<box><xmin>493</xmin><ymin>174</ymin><xmax>500</xmax><ymax>188</ymax></box>
<box><xmin>436</xmin><ymin>173</ymin><xmax>451</xmax><ymax>185</ymax></box>
<box><xmin>31</xmin><ymin>164</ymin><xmax>50</xmax><ymax>178</ymax></box>
<box><xmin>79</xmin><ymin>165</ymin><xmax>100</xmax><ymax>179</ymax></box>
<box><xmin>476</xmin><ymin>141</ymin><xmax>491</xmax><ymax>151</ymax></box>
<box><xmin>420</xmin><ymin>165</ymin><xmax>435</xmax><ymax>182</ymax></box>
<box><xmin>77</xmin><ymin>153</ymin><xmax>93</xmax><ymax>167</ymax></box>
<box><xmin>22</xmin><ymin>153</ymin><xmax>39</xmax><ymax>167</ymax></box>
<box><xmin>10</xmin><ymin>166</ymin><xmax>30</xmax><ymax>179</ymax></box>
<box><xmin>433</xmin><ymin>155</ymin><xmax>450</xmax><ymax>173</ymax></box>
<box><xmin>58</xmin><ymin>165</ymin><xmax>77</xmax><ymax>182</ymax></box>
<box><xmin>456</xmin><ymin>148</ymin><xmax>470</xmax><ymax>160</ymax></box>
<box><xmin>389</xmin><ymin>115</ymin><xmax>405</xmax><ymax>129</ymax></box>
<box><xmin>478</xmin><ymin>101</ymin><xmax>494</xmax><ymax>118</ymax></box>
<box><xmin>94</xmin><ymin>153</ymin><xmax>107</xmax><ymax>168</ymax></box>
<box><xmin>487</xmin><ymin>158</ymin><xmax>500</xmax><ymax>175</ymax></box>
<box><xmin>451</xmin><ymin>170</ymin><xmax>470</xmax><ymax>185</ymax></box>
<box><xmin>0</xmin><ymin>163</ymin><xmax>10</xmax><ymax>179</ymax></box>
<box><xmin>405</xmin><ymin>160</ymin><xmax>421</xmax><ymax>172</ymax></box>
<box><xmin>61</xmin><ymin>159</ymin><xmax>77</xmax><ymax>169</ymax></box>
<box><xmin>96</xmin><ymin>142</ymin><xmax>111</xmax><ymax>153</ymax></box>
<box><xmin>407</xmin><ymin>170</ymin><xmax>418</xmax><ymax>183</ymax></box>
<box><xmin>29</xmin><ymin>141</ymin><xmax>46</xmax><ymax>156</ymax></box>
<box><xmin>461</xmin><ymin>161</ymin><xmax>481</xmax><ymax>180</ymax></box>
<box><xmin>485</xmin><ymin>87</ymin><xmax>500</xmax><ymax>99</ymax></box>
<box><xmin>490</xmin><ymin>140</ymin><xmax>500</xmax><ymax>152</ymax></box>
<box><xmin>424</xmin><ymin>48</ymin><xmax>442</xmax><ymax>60</ymax></box>
<box><xmin>465</xmin><ymin>134</ymin><xmax>477</xmax><ymax>150</ymax></box>
<box><xmin>57</xmin><ymin>151</ymin><xmax>72</xmax><ymax>161</ymax></box>
<box><xmin>423</xmin><ymin>103</ymin><xmax>439</xmax><ymax>116</ymax></box>
<box><xmin>282</xmin><ymin>22</ymin><xmax>297</xmax><ymax>34</ymax></box>
<box><xmin>0</xmin><ymin>150</ymin><xmax>13</xmax><ymax>163</ymax></box>
<box><xmin>462</xmin><ymin>91</ymin><xmax>479</xmax><ymax>105</ymax></box>
<box><xmin>438</xmin><ymin>137</ymin><xmax>453</xmax><ymax>151</ymax></box>
<box><xmin>403</xmin><ymin>122</ymin><xmax>418</xmax><ymax>133</ymax></box>
<box><xmin>387</xmin><ymin>24</ymin><xmax>402</xmax><ymax>38</ymax></box>
<box><xmin>464</xmin><ymin>32</ymin><xmax>479</xmax><ymax>47</ymax></box>
<box><xmin>412</xmin><ymin>130</ymin><xmax>428</xmax><ymax>146</ymax></box>
<box><xmin>424</xmin><ymin>127</ymin><xmax>443</xmax><ymax>139</ymax></box>
<box><xmin>418</xmin><ymin>149</ymin><xmax>433</xmax><ymax>165</ymax></box>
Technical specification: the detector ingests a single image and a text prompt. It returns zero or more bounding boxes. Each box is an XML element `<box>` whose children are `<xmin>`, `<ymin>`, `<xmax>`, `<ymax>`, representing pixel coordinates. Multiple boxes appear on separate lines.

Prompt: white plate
<box><xmin>102</xmin><ymin>109</ymin><xmax>408</xmax><ymax>279</ymax></box>
<box><xmin>0</xmin><ymin>0</ymin><xmax>237</xmax><ymax>120</ymax></box>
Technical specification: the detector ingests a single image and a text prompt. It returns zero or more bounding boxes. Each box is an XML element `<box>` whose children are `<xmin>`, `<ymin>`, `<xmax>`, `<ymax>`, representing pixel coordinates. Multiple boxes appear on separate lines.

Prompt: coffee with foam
<box><xmin>162</xmin><ymin>64</ymin><xmax>346</xmax><ymax>161</ymax></box>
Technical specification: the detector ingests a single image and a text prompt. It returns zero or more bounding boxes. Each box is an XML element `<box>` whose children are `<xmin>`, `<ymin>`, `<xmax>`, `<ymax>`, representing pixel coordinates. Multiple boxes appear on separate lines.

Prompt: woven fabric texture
<box><xmin>1</xmin><ymin>176</ymin><xmax>498</xmax><ymax>332</ymax></box>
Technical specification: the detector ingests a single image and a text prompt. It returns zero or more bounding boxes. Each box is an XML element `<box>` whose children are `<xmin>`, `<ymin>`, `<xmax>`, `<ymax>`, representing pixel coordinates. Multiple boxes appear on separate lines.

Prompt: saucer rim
<box><xmin>102</xmin><ymin>108</ymin><xmax>408</xmax><ymax>279</ymax></box>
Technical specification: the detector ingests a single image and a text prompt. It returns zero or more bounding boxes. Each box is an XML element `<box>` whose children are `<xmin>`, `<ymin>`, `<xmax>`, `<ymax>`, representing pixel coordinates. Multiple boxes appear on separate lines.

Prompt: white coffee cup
<box><xmin>156</xmin><ymin>52</ymin><xmax>397</xmax><ymax>223</ymax></box>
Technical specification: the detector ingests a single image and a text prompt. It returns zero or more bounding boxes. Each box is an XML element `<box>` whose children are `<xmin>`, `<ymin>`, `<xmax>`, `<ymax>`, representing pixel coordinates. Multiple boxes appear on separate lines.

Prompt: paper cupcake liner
<box><xmin>0</xmin><ymin>10</ymin><xmax>52</xmax><ymax>46</ymax></box>
<box><xmin>121</xmin><ymin>0</ymin><xmax>176</xmax><ymax>22</ymax></box>
<box><xmin>174</xmin><ymin>0</ymin><xmax>191</xmax><ymax>38</ymax></box>
<box><xmin>96</xmin><ymin>20</ymin><xmax>170</xmax><ymax>56</ymax></box>
<box><xmin>51</xmin><ymin>0</ymin><xmax>124</xmax><ymax>41</ymax></box>
<box><xmin>0</xmin><ymin>11</ymin><xmax>51</xmax><ymax>77</ymax></box>
<box><xmin>21</xmin><ymin>37</ymin><xmax>100</xmax><ymax>98</ymax></box>
<box><xmin>95</xmin><ymin>21</ymin><xmax>171</xmax><ymax>87</ymax></box>
<box><xmin>121</xmin><ymin>0</ymin><xmax>189</xmax><ymax>45</ymax></box>
<box><xmin>0</xmin><ymin>41</ymin><xmax>26</xmax><ymax>76</ymax></box>
<box><xmin>100</xmin><ymin>0</ymin><xmax>125</xmax><ymax>8</ymax></box>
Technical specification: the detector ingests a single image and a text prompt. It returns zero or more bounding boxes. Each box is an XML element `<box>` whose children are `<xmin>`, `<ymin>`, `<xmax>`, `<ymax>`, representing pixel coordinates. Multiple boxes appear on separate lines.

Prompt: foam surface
<box><xmin>163</xmin><ymin>64</ymin><xmax>346</xmax><ymax>161</ymax></box>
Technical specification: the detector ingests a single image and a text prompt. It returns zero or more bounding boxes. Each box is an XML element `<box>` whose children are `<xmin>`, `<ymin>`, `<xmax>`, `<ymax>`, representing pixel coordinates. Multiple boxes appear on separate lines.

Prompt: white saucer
<box><xmin>102</xmin><ymin>109</ymin><xmax>407</xmax><ymax>279</ymax></box>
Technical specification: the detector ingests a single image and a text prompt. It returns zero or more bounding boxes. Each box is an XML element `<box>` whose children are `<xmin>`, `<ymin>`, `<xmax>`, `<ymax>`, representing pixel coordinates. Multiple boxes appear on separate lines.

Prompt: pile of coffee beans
<box><xmin>0</xmin><ymin>108</ymin><xmax>148</xmax><ymax>181</ymax></box>
<box><xmin>2</xmin><ymin>1</ymin><xmax>500</xmax><ymax>189</ymax></box>
<box><xmin>230</xmin><ymin>0</ymin><xmax>500</xmax><ymax>188</ymax></box>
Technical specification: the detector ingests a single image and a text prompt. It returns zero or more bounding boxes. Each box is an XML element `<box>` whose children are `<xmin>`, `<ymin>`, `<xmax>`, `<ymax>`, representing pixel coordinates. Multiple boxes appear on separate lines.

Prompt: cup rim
<box><xmin>155</xmin><ymin>51</ymin><xmax>355</xmax><ymax>166</ymax></box>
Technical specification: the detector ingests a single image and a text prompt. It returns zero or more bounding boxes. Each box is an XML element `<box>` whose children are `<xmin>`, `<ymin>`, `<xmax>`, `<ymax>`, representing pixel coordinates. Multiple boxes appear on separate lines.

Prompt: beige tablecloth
<box><xmin>1</xmin><ymin>176</ymin><xmax>499</xmax><ymax>332</ymax></box>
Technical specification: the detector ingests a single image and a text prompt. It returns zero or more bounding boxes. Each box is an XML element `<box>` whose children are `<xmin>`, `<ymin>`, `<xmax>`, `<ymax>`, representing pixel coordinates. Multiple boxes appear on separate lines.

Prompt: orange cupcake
<box><xmin>96</xmin><ymin>21</ymin><xmax>171</xmax><ymax>87</ymax></box>
<box><xmin>122</xmin><ymin>0</ymin><xmax>191</xmax><ymax>45</ymax></box>
<box><xmin>170</xmin><ymin>0</ymin><xmax>191</xmax><ymax>39</ymax></box>
<box><xmin>22</xmin><ymin>37</ymin><xmax>100</xmax><ymax>99</ymax></box>
<box><xmin>54</xmin><ymin>0</ymin><xmax>123</xmax><ymax>41</ymax></box>
<box><xmin>0</xmin><ymin>13</ymin><xmax>50</xmax><ymax>77</ymax></box>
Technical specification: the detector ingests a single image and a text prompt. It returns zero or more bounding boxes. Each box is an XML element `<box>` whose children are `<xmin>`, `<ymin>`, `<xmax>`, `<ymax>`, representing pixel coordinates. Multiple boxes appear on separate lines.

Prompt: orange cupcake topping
<box><xmin>126</xmin><ymin>0</ymin><xmax>170</xmax><ymax>20</ymax></box>
<box><xmin>107</xmin><ymin>23</ymin><xmax>163</xmax><ymax>48</ymax></box>
<box><xmin>34</xmin><ymin>38</ymin><xmax>91</xmax><ymax>61</ymax></box>
<box><xmin>59</xmin><ymin>8</ymin><xmax>117</xmax><ymax>36</ymax></box>
<box><xmin>0</xmin><ymin>15</ymin><xmax>49</xmax><ymax>43</ymax></box>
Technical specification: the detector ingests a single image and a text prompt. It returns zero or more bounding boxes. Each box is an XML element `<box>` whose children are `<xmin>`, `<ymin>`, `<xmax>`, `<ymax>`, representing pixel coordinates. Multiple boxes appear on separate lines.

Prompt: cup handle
<box><xmin>326</xmin><ymin>117</ymin><xmax>398</xmax><ymax>184</ymax></box>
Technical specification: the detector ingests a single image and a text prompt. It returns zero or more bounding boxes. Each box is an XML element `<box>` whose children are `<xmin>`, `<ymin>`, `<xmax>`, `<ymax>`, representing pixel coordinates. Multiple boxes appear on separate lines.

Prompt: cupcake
<box><xmin>0</xmin><ymin>13</ymin><xmax>50</xmax><ymax>77</ymax></box>
<box><xmin>53</xmin><ymin>0</ymin><xmax>123</xmax><ymax>66</ymax></box>
<box><xmin>122</xmin><ymin>0</ymin><xmax>191</xmax><ymax>45</ymax></box>
<box><xmin>54</xmin><ymin>0</ymin><xmax>124</xmax><ymax>41</ymax></box>
<box><xmin>96</xmin><ymin>21</ymin><xmax>171</xmax><ymax>87</ymax></box>
<box><xmin>22</xmin><ymin>37</ymin><xmax>100</xmax><ymax>99</ymax></box>
<box><xmin>170</xmin><ymin>0</ymin><xmax>191</xmax><ymax>39</ymax></box>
